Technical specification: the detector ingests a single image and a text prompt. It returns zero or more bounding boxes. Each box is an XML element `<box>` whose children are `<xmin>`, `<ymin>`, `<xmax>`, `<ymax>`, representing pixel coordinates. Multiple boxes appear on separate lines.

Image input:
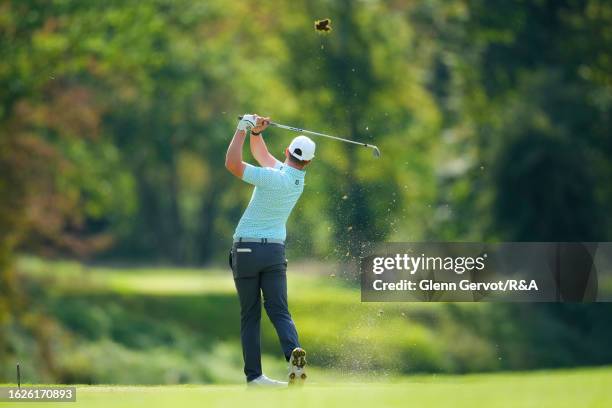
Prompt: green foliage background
<box><xmin>2</xmin><ymin>0</ymin><xmax>611</xmax><ymax>263</ymax></box>
<box><xmin>1</xmin><ymin>0</ymin><xmax>612</xmax><ymax>383</ymax></box>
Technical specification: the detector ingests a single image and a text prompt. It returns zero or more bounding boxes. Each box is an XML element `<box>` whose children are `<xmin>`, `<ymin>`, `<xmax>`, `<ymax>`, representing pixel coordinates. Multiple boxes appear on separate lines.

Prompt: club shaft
<box><xmin>269</xmin><ymin>122</ymin><xmax>375</xmax><ymax>148</ymax></box>
<box><xmin>237</xmin><ymin>115</ymin><xmax>379</xmax><ymax>151</ymax></box>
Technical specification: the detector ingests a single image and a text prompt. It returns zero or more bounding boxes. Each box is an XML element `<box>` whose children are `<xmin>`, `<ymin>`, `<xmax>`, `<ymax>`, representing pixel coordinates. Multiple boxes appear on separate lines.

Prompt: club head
<box><xmin>372</xmin><ymin>146</ymin><xmax>381</xmax><ymax>158</ymax></box>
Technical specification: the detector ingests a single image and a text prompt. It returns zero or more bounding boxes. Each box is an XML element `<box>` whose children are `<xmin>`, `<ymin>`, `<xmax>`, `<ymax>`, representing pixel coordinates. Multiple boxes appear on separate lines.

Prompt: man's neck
<box><xmin>284</xmin><ymin>160</ymin><xmax>304</xmax><ymax>171</ymax></box>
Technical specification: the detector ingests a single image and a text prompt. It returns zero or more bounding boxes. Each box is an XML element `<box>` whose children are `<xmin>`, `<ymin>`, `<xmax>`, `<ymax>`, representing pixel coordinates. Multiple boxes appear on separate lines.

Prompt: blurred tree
<box><xmin>1</xmin><ymin>0</ymin><xmax>610</xmax><ymax>269</ymax></box>
<box><xmin>281</xmin><ymin>0</ymin><xmax>441</xmax><ymax>260</ymax></box>
<box><xmin>491</xmin><ymin>72</ymin><xmax>606</xmax><ymax>240</ymax></box>
<box><xmin>430</xmin><ymin>0</ymin><xmax>612</xmax><ymax>241</ymax></box>
<box><xmin>0</xmin><ymin>4</ymin><xmax>138</xmax><ymax>374</ymax></box>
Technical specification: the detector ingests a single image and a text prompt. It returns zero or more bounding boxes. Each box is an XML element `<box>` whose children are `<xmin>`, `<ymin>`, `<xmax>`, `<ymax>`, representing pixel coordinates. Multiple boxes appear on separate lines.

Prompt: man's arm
<box><xmin>226</xmin><ymin>126</ymin><xmax>285</xmax><ymax>189</ymax></box>
<box><xmin>226</xmin><ymin>114</ymin><xmax>274</xmax><ymax>178</ymax></box>
<box><xmin>250</xmin><ymin>125</ymin><xmax>278</xmax><ymax>168</ymax></box>
<box><xmin>225</xmin><ymin>129</ymin><xmax>247</xmax><ymax>178</ymax></box>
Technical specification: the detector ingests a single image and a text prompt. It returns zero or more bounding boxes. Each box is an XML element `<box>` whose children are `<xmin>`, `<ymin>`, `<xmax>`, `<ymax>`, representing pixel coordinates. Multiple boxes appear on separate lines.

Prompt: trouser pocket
<box><xmin>231</xmin><ymin>243</ymin><xmax>286</xmax><ymax>279</ymax></box>
<box><xmin>231</xmin><ymin>244</ymin><xmax>260</xmax><ymax>279</ymax></box>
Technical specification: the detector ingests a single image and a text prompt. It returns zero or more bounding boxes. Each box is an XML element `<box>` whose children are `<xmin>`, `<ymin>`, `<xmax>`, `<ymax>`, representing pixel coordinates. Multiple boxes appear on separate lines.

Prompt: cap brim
<box><xmin>293</xmin><ymin>155</ymin><xmax>314</xmax><ymax>161</ymax></box>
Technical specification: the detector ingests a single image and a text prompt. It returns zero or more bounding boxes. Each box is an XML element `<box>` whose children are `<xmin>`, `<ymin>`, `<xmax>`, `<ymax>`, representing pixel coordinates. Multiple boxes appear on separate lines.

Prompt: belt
<box><xmin>234</xmin><ymin>237</ymin><xmax>285</xmax><ymax>245</ymax></box>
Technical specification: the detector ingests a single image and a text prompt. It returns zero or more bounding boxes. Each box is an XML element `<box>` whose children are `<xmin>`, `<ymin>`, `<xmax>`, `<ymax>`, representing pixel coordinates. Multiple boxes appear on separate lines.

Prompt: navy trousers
<box><xmin>229</xmin><ymin>242</ymin><xmax>300</xmax><ymax>382</ymax></box>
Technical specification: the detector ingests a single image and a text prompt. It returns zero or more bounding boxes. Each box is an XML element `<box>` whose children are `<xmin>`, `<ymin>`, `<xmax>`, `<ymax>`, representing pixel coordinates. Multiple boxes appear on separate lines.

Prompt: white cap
<box><xmin>288</xmin><ymin>135</ymin><xmax>316</xmax><ymax>161</ymax></box>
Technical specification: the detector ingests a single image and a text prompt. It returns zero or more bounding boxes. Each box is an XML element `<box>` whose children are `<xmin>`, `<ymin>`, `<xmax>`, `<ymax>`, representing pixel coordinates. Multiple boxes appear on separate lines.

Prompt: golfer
<box><xmin>225</xmin><ymin>114</ymin><xmax>315</xmax><ymax>387</ymax></box>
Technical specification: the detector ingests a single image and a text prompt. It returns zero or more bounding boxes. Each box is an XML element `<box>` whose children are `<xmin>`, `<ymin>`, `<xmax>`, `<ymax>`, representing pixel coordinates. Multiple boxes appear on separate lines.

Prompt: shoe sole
<box><xmin>288</xmin><ymin>348</ymin><xmax>307</xmax><ymax>386</ymax></box>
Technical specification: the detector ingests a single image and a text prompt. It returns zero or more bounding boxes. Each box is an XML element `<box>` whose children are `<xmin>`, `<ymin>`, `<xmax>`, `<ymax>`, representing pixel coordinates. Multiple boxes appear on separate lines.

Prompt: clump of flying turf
<box><xmin>315</xmin><ymin>18</ymin><xmax>332</xmax><ymax>33</ymax></box>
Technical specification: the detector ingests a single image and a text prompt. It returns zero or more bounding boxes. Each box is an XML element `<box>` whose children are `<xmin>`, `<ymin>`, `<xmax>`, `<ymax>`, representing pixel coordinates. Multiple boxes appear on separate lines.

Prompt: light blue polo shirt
<box><xmin>233</xmin><ymin>160</ymin><xmax>305</xmax><ymax>241</ymax></box>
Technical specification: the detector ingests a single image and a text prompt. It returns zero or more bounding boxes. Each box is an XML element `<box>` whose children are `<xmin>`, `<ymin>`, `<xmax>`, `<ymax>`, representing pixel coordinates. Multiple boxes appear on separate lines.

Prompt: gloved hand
<box><xmin>237</xmin><ymin>114</ymin><xmax>257</xmax><ymax>131</ymax></box>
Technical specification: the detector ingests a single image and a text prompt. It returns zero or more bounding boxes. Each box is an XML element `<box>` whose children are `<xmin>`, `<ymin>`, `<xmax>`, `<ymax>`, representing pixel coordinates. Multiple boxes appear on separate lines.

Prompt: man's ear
<box><xmin>285</xmin><ymin>148</ymin><xmax>290</xmax><ymax>158</ymax></box>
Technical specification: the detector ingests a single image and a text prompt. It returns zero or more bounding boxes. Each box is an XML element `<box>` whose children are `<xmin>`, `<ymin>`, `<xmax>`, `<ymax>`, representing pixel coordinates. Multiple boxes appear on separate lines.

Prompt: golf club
<box><xmin>238</xmin><ymin>116</ymin><xmax>381</xmax><ymax>158</ymax></box>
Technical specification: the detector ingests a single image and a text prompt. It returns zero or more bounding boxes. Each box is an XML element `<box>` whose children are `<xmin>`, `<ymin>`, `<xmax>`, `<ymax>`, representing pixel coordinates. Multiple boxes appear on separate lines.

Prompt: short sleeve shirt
<box><xmin>233</xmin><ymin>160</ymin><xmax>305</xmax><ymax>241</ymax></box>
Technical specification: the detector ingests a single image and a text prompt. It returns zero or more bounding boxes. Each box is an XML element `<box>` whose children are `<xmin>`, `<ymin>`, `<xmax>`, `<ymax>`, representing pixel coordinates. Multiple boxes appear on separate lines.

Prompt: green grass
<box><xmin>14</xmin><ymin>257</ymin><xmax>478</xmax><ymax>375</ymax></box>
<box><xmin>3</xmin><ymin>367</ymin><xmax>611</xmax><ymax>407</ymax></box>
<box><xmin>9</xmin><ymin>257</ymin><xmax>612</xmax><ymax>384</ymax></box>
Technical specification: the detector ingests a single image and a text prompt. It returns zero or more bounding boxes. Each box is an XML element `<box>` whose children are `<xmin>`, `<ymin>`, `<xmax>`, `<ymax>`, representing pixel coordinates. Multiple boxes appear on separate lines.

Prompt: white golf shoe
<box><xmin>247</xmin><ymin>374</ymin><xmax>288</xmax><ymax>388</ymax></box>
<box><xmin>288</xmin><ymin>347</ymin><xmax>307</xmax><ymax>385</ymax></box>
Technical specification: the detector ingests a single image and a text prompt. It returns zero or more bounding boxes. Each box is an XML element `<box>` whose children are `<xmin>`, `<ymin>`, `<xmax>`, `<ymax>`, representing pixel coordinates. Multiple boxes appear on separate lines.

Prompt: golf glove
<box><xmin>237</xmin><ymin>114</ymin><xmax>258</xmax><ymax>131</ymax></box>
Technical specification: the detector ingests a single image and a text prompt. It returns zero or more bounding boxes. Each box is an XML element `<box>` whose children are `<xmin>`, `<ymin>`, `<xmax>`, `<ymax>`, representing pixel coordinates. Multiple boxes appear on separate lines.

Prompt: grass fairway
<box><xmin>11</xmin><ymin>258</ymin><xmax>612</xmax><ymax>385</ymax></box>
<box><xmin>4</xmin><ymin>367</ymin><xmax>611</xmax><ymax>408</ymax></box>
